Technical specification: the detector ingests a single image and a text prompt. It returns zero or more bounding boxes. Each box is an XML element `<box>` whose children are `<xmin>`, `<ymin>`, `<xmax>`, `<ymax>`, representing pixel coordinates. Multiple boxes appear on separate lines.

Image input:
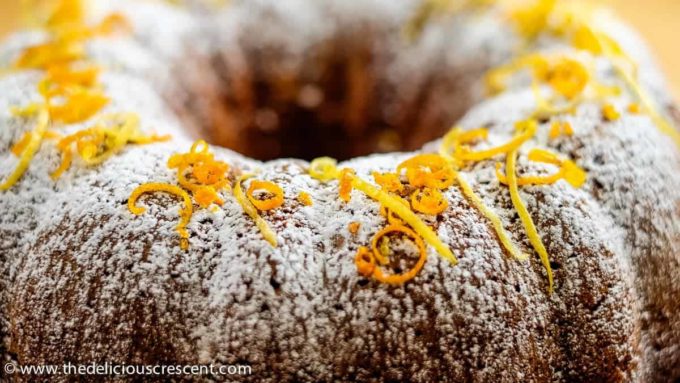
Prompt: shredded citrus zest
<box><xmin>371</xmin><ymin>224</ymin><xmax>413</xmax><ymax>265</ymax></box>
<box><xmin>486</xmin><ymin>54</ymin><xmax>589</xmax><ymax>102</ymax></box>
<box><xmin>439</xmin><ymin>127</ymin><xmax>487</xmax><ymax>165</ymax></box>
<box><xmin>11</xmin><ymin>130</ymin><xmax>61</xmax><ymax>156</ymax></box>
<box><xmin>509</xmin><ymin>0</ymin><xmax>557</xmax><ymax>40</ymax></box>
<box><xmin>234</xmin><ymin>174</ymin><xmax>278</xmax><ymax>247</ymax></box>
<box><xmin>44</xmin><ymin>64</ymin><xmax>100</xmax><ymax>88</ymax></box>
<box><xmin>586</xmin><ymin>26</ymin><xmax>680</xmax><ymax>147</ymax></box>
<box><xmin>308</xmin><ymin>157</ymin><xmax>339</xmax><ymax>181</ymax></box>
<box><xmin>309</xmin><ymin>157</ymin><xmax>457</xmax><ymax>265</ymax></box>
<box><xmin>2</xmin><ymin>0</ymin><xmax>142</xmax><ymax>188</ymax></box>
<box><xmin>194</xmin><ymin>187</ymin><xmax>223</xmax><ymax>208</ymax></box>
<box><xmin>128</xmin><ymin>182</ymin><xmax>193</xmax><ymax>250</ymax></box>
<box><xmin>338</xmin><ymin>168</ymin><xmax>355</xmax><ymax>202</ymax></box>
<box><xmin>10</xmin><ymin>103</ymin><xmax>42</xmax><ymax>118</ymax></box>
<box><xmin>10</xmin><ymin>133</ymin><xmax>32</xmax><ymax>157</ymax></box>
<box><xmin>46</xmin><ymin>0</ymin><xmax>85</xmax><ymax>30</ymax></box>
<box><xmin>438</xmin><ymin>122</ymin><xmax>534</xmax><ymax>261</ymax></box>
<box><xmin>15</xmin><ymin>6</ymin><xmax>130</xmax><ymax>70</ymax></box>
<box><xmin>51</xmin><ymin>113</ymin><xmax>169</xmax><ymax>179</ymax></box>
<box><xmin>46</xmin><ymin>87</ymin><xmax>110</xmax><ymax>124</ymax></box>
<box><xmin>166</xmin><ymin>140</ymin><xmax>230</xmax><ymax>207</ymax></box>
<box><xmin>379</xmin><ymin>195</ymin><xmax>409</xmax><ymax>226</ymax></box>
<box><xmin>369</xmin><ymin>224</ymin><xmax>428</xmax><ymax>285</ymax></box>
<box><xmin>456</xmin><ymin>173</ymin><xmax>529</xmax><ymax>261</ymax></box>
<box><xmin>396</xmin><ymin>154</ymin><xmax>455</xmax><ymax>189</ymax></box>
<box><xmin>627</xmin><ymin>103</ymin><xmax>641</xmax><ymax>114</ymax></box>
<box><xmin>298</xmin><ymin>191</ymin><xmax>313</xmax><ymax>206</ymax></box>
<box><xmin>1</xmin><ymin>107</ymin><xmax>50</xmax><ymax>191</ymax></box>
<box><xmin>348</xmin><ymin>221</ymin><xmax>361</xmax><ymax>235</ymax></box>
<box><xmin>247</xmin><ymin>180</ymin><xmax>284</xmax><ymax>211</ymax></box>
<box><xmin>91</xmin><ymin>13</ymin><xmax>131</xmax><ymax>36</ymax></box>
<box><xmin>546</xmin><ymin>57</ymin><xmax>590</xmax><ymax>100</ymax></box>
<box><xmin>548</xmin><ymin>121</ymin><xmax>573</xmax><ymax>139</ymax></box>
<box><xmin>410</xmin><ymin>187</ymin><xmax>448</xmax><ymax>215</ymax></box>
<box><xmin>442</xmin><ymin>119</ymin><xmax>537</xmax><ymax>162</ymax></box>
<box><xmin>15</xmin><ymin>40</ymin><xmax>85</xmax><ymax>70</ymax></box>
<box><xmin>372</xmin><ymin>171</ymin><xmax>404</xmax><ymax>194</ymax></box>
<box><xmin>354</xmin><ymin>246</ymin><xmax>376</xmax><ymax>277</ymax></box>
<box><xmin>495</xmin><ymin>148</ymin><xmax>586</xmax><ymax>188</ymax></box>
<box><xmin>351</xmin><ymin>174</ymin><xmax>457</xmax><ymax>265</ymax></box>
<box><xmin>506</xmin><ymin>149</ymin><xmax>554</xmax><ymax>293</ymax></box>
<box><xmin>602</xmin><ymin>103</ymin><xmax>620</xmax><ymax>122</ymax></box>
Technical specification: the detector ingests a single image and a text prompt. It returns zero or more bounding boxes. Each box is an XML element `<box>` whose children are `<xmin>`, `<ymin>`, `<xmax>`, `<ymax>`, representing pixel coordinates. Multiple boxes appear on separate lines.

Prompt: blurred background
<box><xmin>0</xmin><ymin>0</ymin><xmax>677</xmax><ymax>97</ymax></box>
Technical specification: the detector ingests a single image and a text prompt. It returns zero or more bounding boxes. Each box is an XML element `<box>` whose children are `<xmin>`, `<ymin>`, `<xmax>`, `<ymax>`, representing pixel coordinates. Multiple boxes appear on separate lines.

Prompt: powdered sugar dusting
<box><xmin>1</xmin><ymin>1</ymin><xmax>679</xmax><ymax>382</ymax></box>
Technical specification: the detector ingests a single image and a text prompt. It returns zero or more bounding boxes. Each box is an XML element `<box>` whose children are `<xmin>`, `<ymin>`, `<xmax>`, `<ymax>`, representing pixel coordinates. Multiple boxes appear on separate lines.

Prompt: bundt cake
<box><xmin>1</xmin><ymin>0</ymin><xmax>679</xmax><ymax>382</ymax></box>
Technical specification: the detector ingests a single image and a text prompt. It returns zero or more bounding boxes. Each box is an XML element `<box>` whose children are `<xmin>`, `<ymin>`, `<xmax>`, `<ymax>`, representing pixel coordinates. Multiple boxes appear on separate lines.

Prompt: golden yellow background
<box><xmin>0</xmin><ymin>0</ymin><xmax>678</xmax><ymax>97</ymax></box>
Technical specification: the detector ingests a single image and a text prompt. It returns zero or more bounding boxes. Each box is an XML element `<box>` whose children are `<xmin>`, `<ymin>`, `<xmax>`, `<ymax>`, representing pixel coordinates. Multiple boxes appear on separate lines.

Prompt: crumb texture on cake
<box><xmin>1</xmin><ymin>1</ymin><xmax>679</xmax><ymax>382</ymax></box>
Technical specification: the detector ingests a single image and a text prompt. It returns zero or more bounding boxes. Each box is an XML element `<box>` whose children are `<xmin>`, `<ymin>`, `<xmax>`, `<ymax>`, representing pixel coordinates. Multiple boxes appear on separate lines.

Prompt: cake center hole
<box><xmin>193</xmin><ymin>47</ymin><xmax>473</xmax><ymax>161</ymax></box>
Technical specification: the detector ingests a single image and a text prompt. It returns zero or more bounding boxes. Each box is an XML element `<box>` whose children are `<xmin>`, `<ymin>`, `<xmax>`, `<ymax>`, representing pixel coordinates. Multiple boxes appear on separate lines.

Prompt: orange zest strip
<box><xmin>354</xmin><ymin>246</ymin><xmax>376</xmax><ymax>277</ymax></box>
<box><xmin>10</xmin><ymin>103</ymin><xmax>42</xmax><ymax>118</ymax></box>
<box><xmin>47</xmin><ymin>0</ymin><xmax>85</xmax><ymax>29</ymax></box>
<box><xmin>3</xmin><ymin>1</ymin><xmax>143</xmax><ymax>190</ymax></box>
<box><xmin>506</xmin><ymin>149</ymin><xmax>554</xmax><ymax>293</ymax></box>
<box><xmin>10</xmin><ymin>130</ymin><xmax>61</xmax><ymax>156</ymax></box>
<box><xmin>546</xmin><ymin>57</ymin><xmax>590</xmax><ymax>100</ymax></box>
<box><xmin>15</xmin><ymin>40</ymin><xmax>85</xmax><ymax>70</ymax></box>
<box><xmin>456</xmin><ymin>172</ymin><xmax>529</xmax><ymax>261</ymax></box>
<box><xmin>348</xmin><ymin>221</ymin><xmax>360</xmax><ymax>235</ymax></box>
<box><xmin>10</xmin><ymin>133</ymin><xmax>32</xmax><ymax>157</ymax></box>
<box><xmin>351</xmin><ymin>174</ymin><xmax>457</xmax><ymax>265</ymax></box>
<box><xmin>410</xmin><ymin>187</ymin><xmax>448</xmax><ymax>215</ymax></box>
<box><xmin>495</xmin><ymin>148</ymin><xmax>586</xmax><ymax>188</ymax></box>
<box><xmin>495</xmin><ymin>161</ymin><xmax>559</xmax><ymax>185</ymax></box>
<box><xmin>308</xmin><ymin>156</ymin><xmax>339</xmax><ymax>181</ymax></box>
<box><xmin>371</xmin><ymin>224</ymin><xmax>415</xmax><ymax>265</ymax></box>
<box><xmin>92</xmin><ymin>13</ymin><xmax>132</xmax><ymax>36</ymax></box>
<box><xmin>338</xmin><ymin>168</ymin><xmax>355</xmax><ymax>202</ymax></box>
<box><xmin>51</xmin><ymin>146</ymin><xmax>73</xmax><ymax>180</ymax></box>
<box><xmin>128</xmin><ymin>182</ymin><xmax>193</xmax><ymax>251</ymax></box>
<box><xmin>167</xmin><ymin>140</ymin><xmax>230</xmax><ymax>208</ymax></box>
<box><xmin>297</xmin><ymin>191</ymin><xmax>313</xmax><ymax>206</ymax></box>
<box><xmin>0</xmin><ymin>107</ymin><xmax>50</xmax><ymax>191</ymax></box>
<box><xmin>602</xmin><ymin>103</ymin><xmax>620</xmax><ymax>122</ymax></box>
<box><xmin>396</xmin><ymin>153</ymin><xmax>455</xmax><ymax>189</ymax></box>
<box><xmin>308</xmin><ymin>157</ymin><xmax>457</xmax><ymax>265</ymax></box>
<box><xmin>51</xmin><ymin>113</ymin><xmax>169</xmax><ymax>179</ymax></box>
<box><xmin>194</xmin><ymin>186</ymin><xmax>223</xmax><ymax>208</ymax></box>
<box><xmin>46</xmin><ymin>87</ymin><xmax>110</xmax><ymax>124</ymax></box>
<box><xmin>439</xmin><ymin>126</ymin><xmax>486</xmax><ymax>165</ymax></box>
<box><xmin>548</xmin><ymin>121</ymin><xmax>573</xmax><ymax>139</ymax></box>
<box><xmin>234</xmin><ymin>174</ymin><xmax>278</xmax><ymax>247</ymax></box>
<box><xmin>588</xmin><ymin>27</ymin><xmax>680</xmax><ymax>147</ymax></box>
<box><xmin>486</xmin><ymin>53</ymin><xmax>589</xmax><ymax>101</ymax></box>
<box><xmin>379</xmin><ymin>195</ymin><xmax>409</xmax><ymax>226</ymax></box>
<box><xmin>370</xmin><ymin>224</ymin><xmax>428</xmax><ymax>285</ymax></box>
<box><xmin>247</xmin><ymin>180</ymin><xmax>284</xmax><ymax>211</ymax></box>
<box><xmin>43</xmin><ymin>64</ymin><xmax>100</xmax><ymax>88</ymax></box>
<box><xmin>441</xmin><ymin>119</ymin><xmax>537</xmax><ymax>163</ymax></box>
<box><xmin>509</xmin><ymin>0</ymin><xmax>557</xmax><ymax>40</ymax></box>
<box><xmin>372</xmin><ymin>171</ymin><xmax>404</xmax><ymax>194</ymax></box>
